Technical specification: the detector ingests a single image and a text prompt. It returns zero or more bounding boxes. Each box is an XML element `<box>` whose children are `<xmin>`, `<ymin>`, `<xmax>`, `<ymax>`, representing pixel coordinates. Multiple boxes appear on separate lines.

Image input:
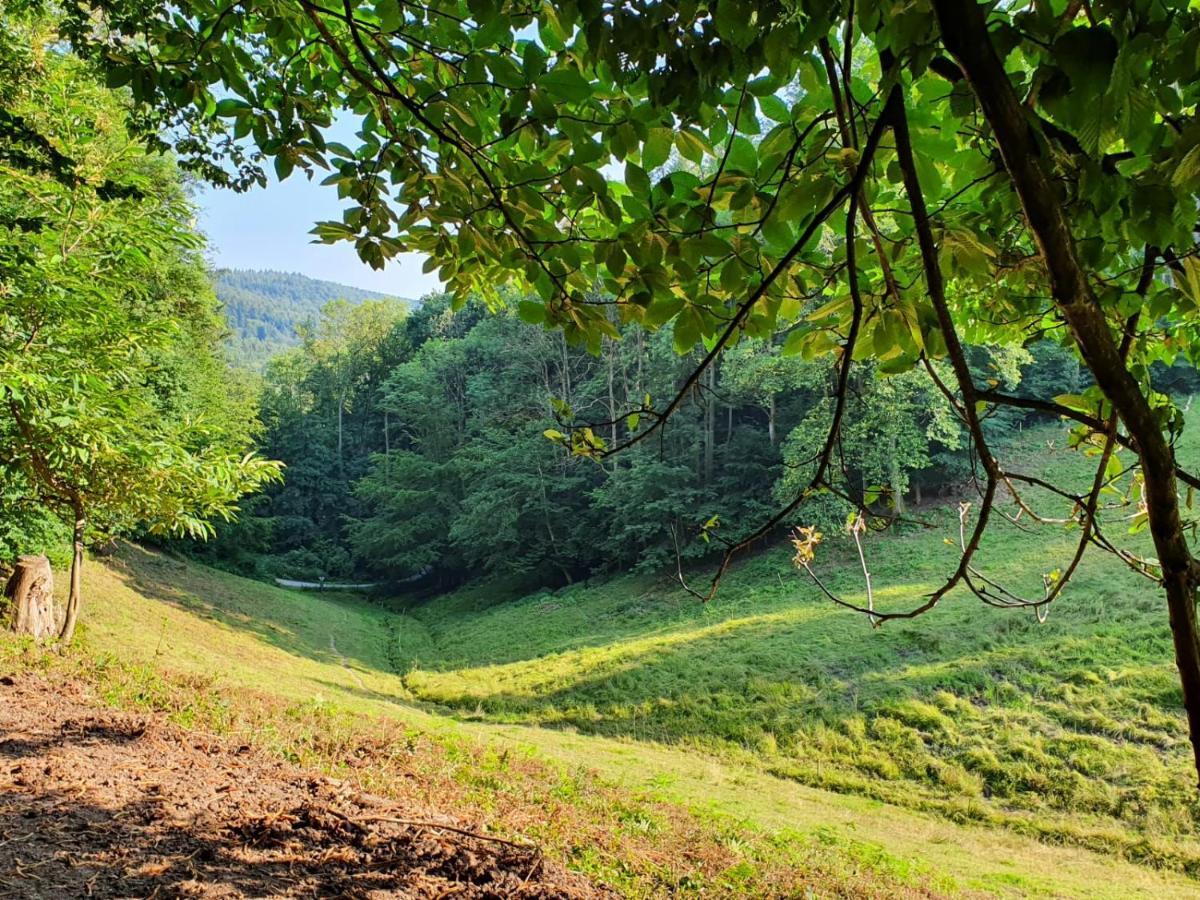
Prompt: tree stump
<box><xmin>3</xmin><ymin>555</ymin><xmax>57</xmax><ymax>640</ymax></box>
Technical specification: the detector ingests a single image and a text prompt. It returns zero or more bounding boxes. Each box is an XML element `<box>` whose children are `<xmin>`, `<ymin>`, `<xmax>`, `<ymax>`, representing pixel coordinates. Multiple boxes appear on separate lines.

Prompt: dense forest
<box><xmin>215</xmin><ymin>269</ymin><xmax>405</xmax><ymax>367</ymax></box>
<box><xmin>192</xmin><ymin>293</ymin><xmax>1102</xmax><ymax>588</ymax></box>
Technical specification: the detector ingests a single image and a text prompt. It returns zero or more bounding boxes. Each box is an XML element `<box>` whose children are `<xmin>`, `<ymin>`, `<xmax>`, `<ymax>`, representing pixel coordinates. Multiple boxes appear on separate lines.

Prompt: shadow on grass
<box><xmin>0</xmin><ymin>740</ymin><xmax>554</xmax><ymax>899</ymax></box>
<box><xmin>397</xmin><ymin>509</ymin><xmax>1091</xmax><ymax>675</ymax></box>
<box><xmin>344</xmin><ymin>586</ymin><xmax>1180</xmax><ymax>753</ymax></box>
<box><xmin>103</xmin><ymin>544</ymin><xmax>390</xmax><ymax>675</ymax></box>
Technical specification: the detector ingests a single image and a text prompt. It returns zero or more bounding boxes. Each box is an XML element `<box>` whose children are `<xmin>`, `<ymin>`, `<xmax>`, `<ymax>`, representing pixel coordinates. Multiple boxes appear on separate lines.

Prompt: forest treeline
<box><xmin>192</xmin><ymin>293</ymin><xmax>1171</xmax><ymax>591</ymax></box>
<box><xmin>216</xmin><ymin>269</ymin><xmax>402</xmax><ymax>368</ymax></box>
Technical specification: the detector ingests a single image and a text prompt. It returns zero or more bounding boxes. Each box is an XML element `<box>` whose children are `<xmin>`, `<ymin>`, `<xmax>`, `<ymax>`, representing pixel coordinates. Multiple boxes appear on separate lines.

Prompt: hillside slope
<box><xmin>31</xmin><ymin>540</ymin><xmax>1200</xmax><ymax>898</ymax></box>
<box><xmin>17</xmin><ymin>546</ymin><xmax>941</xmax><ymax>898</ymax></box>
<box><xmin>215</xmin><ymin>268</ymin><xmax>409</xmax><ymax>367</ymax></box>
<box><xmin>396</xmin><ymin>426</ymin><xmax>1200</xmax><ymax>874</ymax></box>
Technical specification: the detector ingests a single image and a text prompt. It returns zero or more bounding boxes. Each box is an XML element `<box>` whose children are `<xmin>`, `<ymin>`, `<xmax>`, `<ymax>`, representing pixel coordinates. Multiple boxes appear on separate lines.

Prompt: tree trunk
<box><xmin>932</xmin><ymin>0</ymin><xmax>1200</xmax><ymax>783</ymax></box>
<box><xmin>607</xmin><ymin>338</ymin><xmax>619</xmax><ymax>472</ymax></box>
<box><xmin>1165</xmin><ymin>569</ymin><xmax>1200</xmax><ymax>779</ymax></box>
<box><xmin>383</xmin><ymin>407</ymin><xmax>391</xmax><ymax>475</ymax></box>
<box><xmin>704</xmin><ymin>366</ymin><xmax>715</xmax><ymax>483</ymax></box>
<box><xmin>767</xmin><ymin>394</ymin><xmax>777</xmax><ymax>448</ymax></box>
<box><xmin>635</xmin><ymin>329</ymin><xmax>644</xmax><ymax>399</ymax></box>
<box><xmin>337</xmin><ymin>392</ymin><xmax>346</xmax><ymax>474</ymax></box>
<box><xmin>59</xmin><ymin>510</ymin><xmax>85</xmax><ymax>643</ymax></box>
<box><xmin>888</xmin><ymin>431</ymin><xmax>905</xmax><ymax>515</ymax></box>
<box><xmin>3</xmin><ymin>555</ymin><xmax>56</xmax><ymax>640</ymax></box>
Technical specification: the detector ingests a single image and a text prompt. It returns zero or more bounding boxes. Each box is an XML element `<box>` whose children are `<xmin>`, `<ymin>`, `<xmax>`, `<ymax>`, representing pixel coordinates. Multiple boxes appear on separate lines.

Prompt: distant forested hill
<box><xmin>215</xmin><ymin>269</ymin><xmax>408</xmax><ymax>367</ymax></box>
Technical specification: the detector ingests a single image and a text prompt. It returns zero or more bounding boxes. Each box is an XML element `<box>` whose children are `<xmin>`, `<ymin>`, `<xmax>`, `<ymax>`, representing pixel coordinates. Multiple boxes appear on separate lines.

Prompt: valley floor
<box><xmin>4</xmin><ymin>537</ymin><xmax>1197</xmax><ymax>898</ymax></box>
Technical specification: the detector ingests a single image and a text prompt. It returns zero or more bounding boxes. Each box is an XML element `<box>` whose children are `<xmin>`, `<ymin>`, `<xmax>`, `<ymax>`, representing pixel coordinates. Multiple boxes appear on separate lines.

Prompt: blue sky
<box><xmin>197</xmin><ymin>172</ymin><xmax>444</xmax><ymax>300</ymax></box>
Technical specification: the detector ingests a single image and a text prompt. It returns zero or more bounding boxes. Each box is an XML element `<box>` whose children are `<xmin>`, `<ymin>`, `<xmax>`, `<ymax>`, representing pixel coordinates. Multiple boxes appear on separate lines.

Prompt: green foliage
<box><xmin>0</xmin><ymin>13</ymin><xmax>280</xmax><ymax>567</ymax></box>
<box><xmin>775</xmin><ymin>362</ymin><xmax>960</xmax><ymax>529</ymax></box>
<box><xmin>204</xmin><ymin>286</ymin><xmax>1108</xmax><ymax>591</ymax></box>
<box><xmin>57</xmin><ymin>0</ymin><xmax>1200</xmax><ymax>381</ymax></box>
<box><xmin>215</xmin><ymin>268</ymin><xmax>408</xmax><ymax>369</ymax></box>
<box><xmin>185</xmin><ymin>297</ymin><xmax>411</xmax><ymax>579</ymax></box>
<box><xmin>56</xmin><ymin>0</ymin><xmax>1200</xmax><ymax>795</ymax></box>
<box><xmin>0</xmin><ymin>476</ymin><xmax>70</xmax><ymax>568</ymax></box>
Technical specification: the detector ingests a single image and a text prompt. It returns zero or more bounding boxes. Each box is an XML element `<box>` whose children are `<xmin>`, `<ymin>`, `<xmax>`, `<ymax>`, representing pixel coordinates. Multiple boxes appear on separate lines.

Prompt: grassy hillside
<box><xmin>36</xmin><ymin>547</ymin><xmax>952</xmax><ymax>898</ymax></box>
<box><xmin>390</xmin><ymin>424</ymin><xmax>1200</xmax><ymax>874</ymax></box>
<box><xmin>21</xmin><ymin>489</ymin><xmax>1198</xmax><ymax>896</ymax></box>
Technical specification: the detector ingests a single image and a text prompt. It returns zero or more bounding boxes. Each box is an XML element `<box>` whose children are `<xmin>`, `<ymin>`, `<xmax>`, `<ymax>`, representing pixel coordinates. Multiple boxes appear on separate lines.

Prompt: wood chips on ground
<box><xmin>0</xmin><ymin>672</ymin><xmax>610</xmax><ymax>898</ymax></box>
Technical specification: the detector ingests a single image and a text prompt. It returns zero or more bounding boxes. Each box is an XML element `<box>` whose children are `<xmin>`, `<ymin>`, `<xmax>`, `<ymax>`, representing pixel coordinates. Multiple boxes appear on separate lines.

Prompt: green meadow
<box><xmin>23</xmin><ymin>423</ymin><xmax>1198</xmax><ymax>897</ymax></box>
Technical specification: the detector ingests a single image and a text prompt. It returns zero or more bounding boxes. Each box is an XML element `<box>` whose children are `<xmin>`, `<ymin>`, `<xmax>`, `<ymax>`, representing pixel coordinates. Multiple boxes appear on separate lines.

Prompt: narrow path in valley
<box><xmin>328</xmin><ymin>632</ymin><xmax>369</xmax><ymax>691</ymax></box>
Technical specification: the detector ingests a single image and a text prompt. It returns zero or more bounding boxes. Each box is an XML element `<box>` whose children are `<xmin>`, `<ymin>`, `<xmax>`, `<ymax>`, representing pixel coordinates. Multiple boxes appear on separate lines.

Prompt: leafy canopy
<box><xmin>0</xmin><ymin>13</ymin><xmax>281</xmax><ymax>555</ymax></box>
<box><xmin>58</xmin><ymin>1</ymin><xmax>1200</xmax><ymax>374</ymax></box>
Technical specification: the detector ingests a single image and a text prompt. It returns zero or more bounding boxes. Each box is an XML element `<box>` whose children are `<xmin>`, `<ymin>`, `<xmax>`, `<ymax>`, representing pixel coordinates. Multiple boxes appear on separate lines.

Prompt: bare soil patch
<box><xmin>0</xmin><ymin>672</ymin><xmax>607</xmax><ymax>899</ymax></box>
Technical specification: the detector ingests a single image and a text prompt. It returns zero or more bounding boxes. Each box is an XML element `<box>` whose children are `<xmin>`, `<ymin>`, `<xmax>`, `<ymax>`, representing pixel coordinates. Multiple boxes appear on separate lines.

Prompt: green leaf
<box><xmin>645</xmin><ymin>295</ymin><xmax>684</xmax><ymax>327</ymax></box>
<box><xmin>625</xmin><ymin>161</ymin><xmax>652</xmax><ymax>198</ymax></box>
<box><xmin>725</xmin><ymin>136</ymin><xmax>758</xmax><ymax>176</ymax></box>
<box><xmin>1174</xmin><ymin>257</ymin><xmax>1200</xmax><ymax>308</ymax></box>
<box><xmin>214</xmin><ymin>97</ymin><xmax>251</xmax><ymax>117</ymax></box>
<box><xmin>487</xmin><ymin>54</ymin><xmax>525</xmax><ymax>89</ymax></box>
<box><xmin>761</xmin><ymin>213</ymin><xmax>794</xmax><ymax>251</ymax></box>
<box><xmin>673</xmin><ymin>306</ymin><xmax>702</xmax><ymax>353</ymax></box>
<box><xmin>1053</xmin><ymin>393</ymin><xmax>1095</xmax><ymax>414</ymax></box>
<box><xmin>518</xmin><ymin>300</ymin><xmax>546</xmax><ymax>324</ymax></box>
<box><xmin>376</xmin><ymin>0</ymin><xmax>402</xmax><ymax>31</ymax></box>
<box><xmin>714</xmin><ymin>0</ymin><xmax>756</xmax><ymax>49</ymax></box>
<box><xmin>643</xmin><ymin>127</ymin><xmax>673</xmax><ymax>170</ymax></box>
<box><xmin>675</xmin><ymin>129</ymin><xmax>708</xmax><ymax>164</ymax></box>
<box><xmin>539</xmin><ymin>68</ymin><xmax>591</xmax><ymax>102</ymax></box>
<box><xmin>758</xmin><ymin>94</ymin><xmax>790</xmax><ymax>122</ymax></box>
<box><xmin>538</xmin><ymin>5</ymin><xmax>568</xmax><ymax>51</ymax></box>
<box><xmin>781</xmin><ymin>328</ymin><xmax>809</xmax><ymax>356</ymax></box>
<box><xmin>1173</xmin><ymin>144</ymin><xmax>1200</xmax><ymax>191</ymax></box>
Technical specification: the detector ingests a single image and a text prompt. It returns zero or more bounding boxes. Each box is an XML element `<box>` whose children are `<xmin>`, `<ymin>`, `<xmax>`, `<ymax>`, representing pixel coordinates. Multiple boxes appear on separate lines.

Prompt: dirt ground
<box><xmin>0</xmin><ymin>672</ymin><xmax>608</xmax><ymax>899</ymax></box>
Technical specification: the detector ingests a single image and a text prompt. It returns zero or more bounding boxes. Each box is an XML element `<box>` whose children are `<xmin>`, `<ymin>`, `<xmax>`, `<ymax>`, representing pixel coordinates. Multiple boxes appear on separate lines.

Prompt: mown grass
<box><xmin>79</xmin><ymin>547</ymin><xmax>403</xmax><ymax>703</ymax></box>
<box><xmin>1</xmin><ymin>621</ymin><xmax>944</xmax><ymax>898</ymax></box>
<box><xmin>8</xmin><ymin>424</ymin><xmax>1200</xmax><ymax>896</ymax></box>
<box><xmin>394</xmin><ymin>423</ymin><xmax>1200</xmax><ymax>874</ymax></box>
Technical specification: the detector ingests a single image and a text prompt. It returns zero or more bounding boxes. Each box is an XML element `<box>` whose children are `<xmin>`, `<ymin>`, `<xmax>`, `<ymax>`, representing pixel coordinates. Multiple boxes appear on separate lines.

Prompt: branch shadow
<box><xmin>0</xmin><ymin>711</ymin><xmax>580</xmax><ymax>899</ymax></box>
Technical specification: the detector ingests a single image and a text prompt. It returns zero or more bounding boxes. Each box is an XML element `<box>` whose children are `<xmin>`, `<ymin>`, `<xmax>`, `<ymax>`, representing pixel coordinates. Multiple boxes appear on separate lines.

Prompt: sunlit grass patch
<box><xmin>391</xmin><ymin>424</ymin><xmax>1200</xmax><ymax>873</ymax></box>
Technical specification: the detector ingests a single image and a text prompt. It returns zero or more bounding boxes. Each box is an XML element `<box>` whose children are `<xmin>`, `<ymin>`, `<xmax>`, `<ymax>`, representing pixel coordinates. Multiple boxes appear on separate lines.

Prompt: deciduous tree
<box><xmin>0</xmin><ymin>13</ymin><xmax>280</xmax><ymax>640</ymax></box>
